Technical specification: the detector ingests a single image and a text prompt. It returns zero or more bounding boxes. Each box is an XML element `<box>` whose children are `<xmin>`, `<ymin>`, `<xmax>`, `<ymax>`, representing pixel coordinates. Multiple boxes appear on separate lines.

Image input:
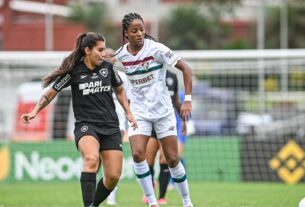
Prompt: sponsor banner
<box><xmin>0</xmin><ymin>137</ymin><xmax>240</xmax><ymax>182</ymax></box>
<box><xmin>241</xmin><ymin>135</ymin><xmax>305</xmax><ymax>184</ymax></box>
<box><xmin>0</xmin><ymin>141</ymin><xmax>135</xmax><ymax>182</ymax></box>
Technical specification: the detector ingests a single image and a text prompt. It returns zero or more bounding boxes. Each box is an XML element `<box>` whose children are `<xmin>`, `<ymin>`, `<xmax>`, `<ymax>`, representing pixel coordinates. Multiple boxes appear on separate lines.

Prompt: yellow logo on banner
<box><xmin>0</xmin><ymin>145</ymin><xmax>10</xmax><ymax>181</ymax></box>
<box><xmin>269</xmin><ymin>140</ymin><xmax>305</xmax><ymax>184</ymax></box>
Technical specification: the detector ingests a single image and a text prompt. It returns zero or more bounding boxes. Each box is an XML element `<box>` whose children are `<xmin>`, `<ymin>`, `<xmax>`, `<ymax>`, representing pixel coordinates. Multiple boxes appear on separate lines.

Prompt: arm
<box><xmin>114</xmin><ymin>85</ymin><xmax>138</xmax><ymax>130</ymax></box>
<box><xmin>174</xmin><ymin>91</ymin><xmax>188</xmax><ymax>135</ymax></box>
<box><xmin>21</xmin><ymin>88</ymin><xmax>58</xmax><ymax>124</ymax></box>
<box><xmin>175</xmin><ymin>60</ymin><xmax>193</xmax><ymax>120</ymax></box>
<box><xmin>173</xmin><ymin>90</ymin><xmax>181</xmax><ymax>114</ymax></box>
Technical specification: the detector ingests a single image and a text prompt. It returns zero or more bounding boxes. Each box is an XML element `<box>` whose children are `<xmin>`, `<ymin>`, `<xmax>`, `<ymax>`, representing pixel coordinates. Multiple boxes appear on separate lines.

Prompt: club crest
<box><xmin>99</xmin><ymin>68</ymin><xmax>108</xmax><ymax>77</ymax></box>
<box><xmin>141</xmin><ymin>61</ymin><xmax>150</xmax><ymax>70</ymax></box>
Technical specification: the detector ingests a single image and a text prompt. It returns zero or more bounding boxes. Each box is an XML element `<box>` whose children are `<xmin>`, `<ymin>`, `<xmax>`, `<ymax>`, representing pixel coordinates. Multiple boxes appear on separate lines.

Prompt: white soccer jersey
<box><xmin>116</xmin><ymin>39</ymin><xmax>181</xmax><ymax>120</ymax></box>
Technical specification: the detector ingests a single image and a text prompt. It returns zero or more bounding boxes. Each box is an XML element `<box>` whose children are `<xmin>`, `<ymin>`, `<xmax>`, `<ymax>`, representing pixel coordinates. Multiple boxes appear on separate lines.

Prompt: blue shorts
<box><xmin>175</xmin><ymin>112</ymin><xmax>187</xmax><ymax>144</ymax></box>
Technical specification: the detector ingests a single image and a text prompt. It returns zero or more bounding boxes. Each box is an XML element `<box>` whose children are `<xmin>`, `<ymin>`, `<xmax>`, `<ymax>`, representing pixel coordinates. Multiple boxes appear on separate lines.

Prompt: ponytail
<box><xmin>42</xmin><ymin>32</ymin><xmax>105</xmax><ymax>88</ymax></box>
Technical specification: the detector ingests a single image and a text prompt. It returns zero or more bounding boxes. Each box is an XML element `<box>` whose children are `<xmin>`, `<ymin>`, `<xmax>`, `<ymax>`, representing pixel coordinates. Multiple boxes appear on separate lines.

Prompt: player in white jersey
<box><xmin>115</xmin><ymin>13</ymin><xmax>193</xmax><ymax>207</ymax></box>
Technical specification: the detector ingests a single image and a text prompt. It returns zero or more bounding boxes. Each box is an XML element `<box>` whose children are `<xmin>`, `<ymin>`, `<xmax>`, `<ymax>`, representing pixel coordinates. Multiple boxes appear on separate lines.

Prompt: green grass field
<box><xmin>0</xmin><ymin>181</ymin><xmax>304</xmax><ymax>207</ymax></box>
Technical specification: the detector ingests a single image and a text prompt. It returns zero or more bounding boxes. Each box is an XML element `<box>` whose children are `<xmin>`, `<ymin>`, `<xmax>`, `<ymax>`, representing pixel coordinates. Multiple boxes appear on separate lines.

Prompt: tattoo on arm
<box><xmin>37</xmin><ymin>95</ymin><xmax>50</xmax><ymax>110</ymax></box>
<box><xmin>43</xmin><ymin>95</ymin><xmax>50</xmax><ymax>104</ymax></box>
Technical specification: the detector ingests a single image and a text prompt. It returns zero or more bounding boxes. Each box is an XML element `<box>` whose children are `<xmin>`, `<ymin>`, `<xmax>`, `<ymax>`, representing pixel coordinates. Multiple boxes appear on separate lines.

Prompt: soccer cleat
<box><xmin>158</xmin><ymin>198</ymin><xmax>167</xmax><ymax>205</ymax></box>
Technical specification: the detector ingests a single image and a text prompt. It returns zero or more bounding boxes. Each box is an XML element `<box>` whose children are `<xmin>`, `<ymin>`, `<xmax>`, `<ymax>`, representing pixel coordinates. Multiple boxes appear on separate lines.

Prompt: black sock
<box><xmin>80</xmin><ymin>172</ymin><xmax>96</xmax><ymax>207</ymax></box>
<box><xmin>149</xmin><ymin>165</ymin><xmax>155</xmax><ymax>186</ymax></box>
<box><xmin>92</xmin><ymin>178</ymin><xmax>113</xmax><ymax>206</ymax></box>
<box><xmin>159</xmin><ymin>164</ymin><xmax>170</xmax><ymax>199</ymax></box>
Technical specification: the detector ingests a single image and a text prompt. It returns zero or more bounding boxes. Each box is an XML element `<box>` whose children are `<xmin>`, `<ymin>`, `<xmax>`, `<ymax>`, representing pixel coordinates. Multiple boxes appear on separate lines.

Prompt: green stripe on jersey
<box><xmin>126</xmin><ymin>64</ymin><xmax>163</xmax><ymax>76</ymax></box>
<box><xmin>136</xmin><ymin>170</ymin><xmax>151</xmax><ymax>179</ymax></box>
<box><xmin>173</xmin><ymin>174</ymin><xmax>187</xmax><ymax>183</ymax></box>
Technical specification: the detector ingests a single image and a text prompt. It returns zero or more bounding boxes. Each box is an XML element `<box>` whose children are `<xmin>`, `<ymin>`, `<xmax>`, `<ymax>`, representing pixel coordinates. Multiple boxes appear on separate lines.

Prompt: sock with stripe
<box><xmin>169</xmin><ymin>161</ymin><xmax>192</xmax><ymax>207</ymax></box>
<box><xmin>133</xmin><ymin>160</ymin><xmax>158</xmax><ymax>205</ymax></box>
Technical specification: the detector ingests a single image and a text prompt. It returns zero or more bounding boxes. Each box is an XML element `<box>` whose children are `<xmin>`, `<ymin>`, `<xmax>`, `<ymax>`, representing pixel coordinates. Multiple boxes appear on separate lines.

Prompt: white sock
<box><xmin>133</xmin><ymin>160</ymin><xmax>157</xmax><ymax>205</ymax></box>
<box><xmin>169</xmin><ymin>161</ymin><xmax>192</xmax><ymax>207</ymax></box>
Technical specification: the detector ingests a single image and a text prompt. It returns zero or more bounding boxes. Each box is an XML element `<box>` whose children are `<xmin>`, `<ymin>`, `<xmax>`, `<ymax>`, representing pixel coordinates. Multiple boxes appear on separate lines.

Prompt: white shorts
<box><xmin>128</xmin><ymin>111</ymin><xmax>177</xmax><ymax>139</ymax></box>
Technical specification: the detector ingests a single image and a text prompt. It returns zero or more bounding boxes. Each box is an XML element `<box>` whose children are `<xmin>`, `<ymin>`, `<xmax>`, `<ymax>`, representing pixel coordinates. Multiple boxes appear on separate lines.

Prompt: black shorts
<box><xmin>74</xmin><ymin>123</ymin><xmax>122</xmax><ymax>152</ymax></box>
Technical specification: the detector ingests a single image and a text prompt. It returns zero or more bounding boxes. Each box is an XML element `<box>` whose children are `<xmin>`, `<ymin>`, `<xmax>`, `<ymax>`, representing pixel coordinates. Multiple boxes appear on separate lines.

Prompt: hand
<box><xmin>21</xmin><ymin>112</ymin><xmax>37</xmax><ymax>124</ymax></box>
<box><xmin>180</xmin><ymin>101</ymin><xmax>192</xmax><ymax>121</ymax></box>
<box><xmin>126</xmin><ymin>113</ymin><xmax>138</xmax><ymax>130</ymax></box>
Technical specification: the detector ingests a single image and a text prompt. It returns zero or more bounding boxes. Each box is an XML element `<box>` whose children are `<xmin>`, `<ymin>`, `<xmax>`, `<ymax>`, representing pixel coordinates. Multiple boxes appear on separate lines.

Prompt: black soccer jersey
<box><xmin>166</xmin><ymin>70</ymin><xmax>178</xmax><ymax>105</ymax></box>
<box><xmin>52</xmin><ymin>60</ymin><xmax>123</xmax><ymax>134</ymax></box>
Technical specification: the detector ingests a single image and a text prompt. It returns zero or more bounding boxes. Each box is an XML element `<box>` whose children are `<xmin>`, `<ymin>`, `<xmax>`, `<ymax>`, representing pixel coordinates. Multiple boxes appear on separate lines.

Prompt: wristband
<box><xmin>184</xmin><ymin>95</ymin><xmax>192</xmax><ymax>102</ymax></box>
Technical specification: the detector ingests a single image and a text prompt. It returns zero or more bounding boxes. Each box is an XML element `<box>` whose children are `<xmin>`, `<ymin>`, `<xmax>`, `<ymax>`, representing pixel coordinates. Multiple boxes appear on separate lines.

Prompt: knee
<box><xmin>132</xmin><ymin>150</ymin><xmax>146</xmax><ymax>163</ymax></box>
<box><xmin>166</xmin><ymin>155</ymin><xmax>179</xmax><ymax>168</ymax></box>
<box><xmin>104</xmin><ymin>171</ymin><xmax>121</xmax><ymax>188</ymax></box>
<box><xmin>83</xmin><ymin>154</ymin><xmax>99</xmax><ymax>172</ymax></box>
<box><xmin>108</xmin><ymin>172</ymin><xmax>121</xmax><ymax>183</ymax></box>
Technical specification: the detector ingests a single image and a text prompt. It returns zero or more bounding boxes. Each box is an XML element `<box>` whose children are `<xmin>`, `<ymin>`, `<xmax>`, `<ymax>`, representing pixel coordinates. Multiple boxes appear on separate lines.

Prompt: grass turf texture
<box><xmin>0</xmin><ymin>181</ymin><xmax>304</xmax><ymax>207</ymax></box>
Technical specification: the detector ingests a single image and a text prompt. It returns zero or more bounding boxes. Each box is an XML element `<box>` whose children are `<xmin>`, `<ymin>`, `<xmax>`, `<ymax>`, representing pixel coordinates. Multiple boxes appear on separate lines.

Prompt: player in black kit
<box><xmin>21</xmin><ymin>32</ymin><xmax>137</xmax><ymax>207</ymax></box>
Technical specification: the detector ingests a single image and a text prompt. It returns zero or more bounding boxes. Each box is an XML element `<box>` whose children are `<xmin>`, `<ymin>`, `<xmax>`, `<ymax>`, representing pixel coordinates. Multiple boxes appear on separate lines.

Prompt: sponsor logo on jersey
<box><xmin>130</xmin><ymin>74</ymin><xmax>154</xmax><ymax>87</ymax></box>
<box><xmin>79</xmin><ymin>81</ymin><xmax>111</xmax><ymax>95</ymax></box>
<box><xmin>99</xmin><ymin>68</ymin><xmax>108</xmax><ymax>77</ymax></box>
<box><xmin>54</xmin><ymin>74</ymin><xmax>71</xmax><ymax>90</ymax></box>
<box><xmin>91</xmin><ymin>73</ymin><xmax>98</xmax><ymax>79</ymax></box>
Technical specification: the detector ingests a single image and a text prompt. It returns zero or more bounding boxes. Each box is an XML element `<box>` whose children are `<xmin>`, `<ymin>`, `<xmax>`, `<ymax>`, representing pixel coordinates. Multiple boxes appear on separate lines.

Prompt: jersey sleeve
<box><xmin>52</xmin><ymin>73</ymin><xmax>72</xmax><ymax>92</ymax></box>
<box><xmin>155</xmin><ymin>42</ymin><xmax>181</xmax><ymax>67</ymax></box>
<box><xmin>111</xmin><ymin>66</ymin><xmax>123</xmax><ymax>87</ymax></box>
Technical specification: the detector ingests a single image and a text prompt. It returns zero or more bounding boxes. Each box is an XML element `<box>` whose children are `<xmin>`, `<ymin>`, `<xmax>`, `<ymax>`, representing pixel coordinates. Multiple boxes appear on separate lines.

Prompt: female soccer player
<box><xmin>21</xmin><ymin>32</ymin><xmax>137</xmax><ymax>207</ymax></box>
<box><xmin>144</xmin><ymin>70</ymin><xmax>186</xmax><ymax>205</ymax></box>
<box><xmin>115</xmin><ymin>13</ymin><xmax>193</xmax><ymax>207</ymax></box>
